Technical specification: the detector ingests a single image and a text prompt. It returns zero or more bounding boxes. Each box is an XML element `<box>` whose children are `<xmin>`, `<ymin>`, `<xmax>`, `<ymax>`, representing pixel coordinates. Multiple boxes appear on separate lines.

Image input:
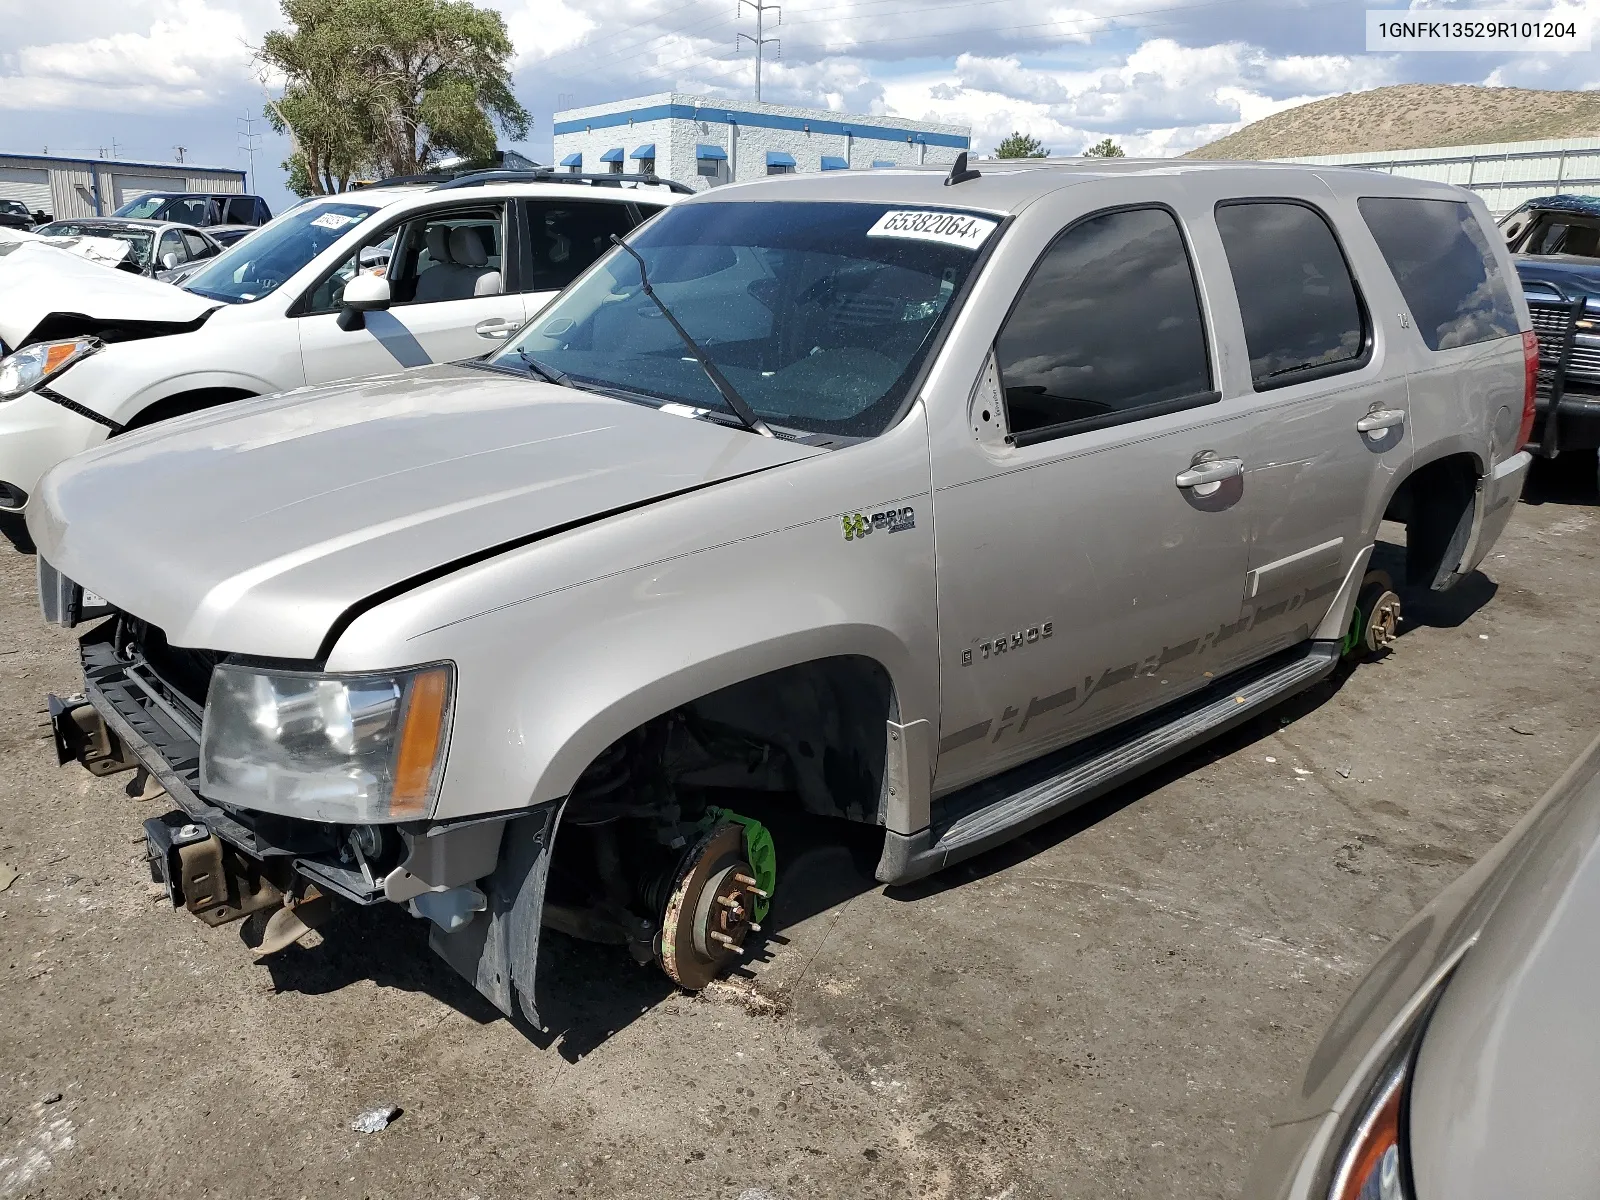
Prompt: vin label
<box><xmin>1366</xmin><ymin>9</ymin><xmax>1590</xmax><ymax>50</ymax></box>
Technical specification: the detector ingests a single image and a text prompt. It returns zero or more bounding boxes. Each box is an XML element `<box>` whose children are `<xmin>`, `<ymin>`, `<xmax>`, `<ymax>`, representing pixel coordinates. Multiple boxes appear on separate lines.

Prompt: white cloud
<box><xmin>0</xmin><ymin>0</ymin><xmax>272</xmax><ymax>112</ymax></box>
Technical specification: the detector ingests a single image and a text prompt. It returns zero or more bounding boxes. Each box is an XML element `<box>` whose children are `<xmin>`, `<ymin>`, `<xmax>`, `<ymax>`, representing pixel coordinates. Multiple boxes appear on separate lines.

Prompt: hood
<box><xmin>1405</xmin><ymin>736</ymin><xmax>1600</xmax><ymax>1198</ymax></box>
<box><xmin>0</xmin><ymin>240</ymin><xmax>217</xmax><ymax>350</ymax></box>
<box><xmin>1514</xmin><ymin>255</ymin><xmax>1600</xmax><ymax>303</ymax></box>
<box><xmin>29</xmin><ymin>364</ymin><xmax>821</xmax><ymax>659</ymax></box>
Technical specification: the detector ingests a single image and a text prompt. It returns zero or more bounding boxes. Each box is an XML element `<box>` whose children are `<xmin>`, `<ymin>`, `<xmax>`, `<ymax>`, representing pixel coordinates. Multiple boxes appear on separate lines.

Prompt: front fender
<box><xmin>327</xmin><ymin>404</ymin><xmax>940</xmax><ymax>822</ymax></box>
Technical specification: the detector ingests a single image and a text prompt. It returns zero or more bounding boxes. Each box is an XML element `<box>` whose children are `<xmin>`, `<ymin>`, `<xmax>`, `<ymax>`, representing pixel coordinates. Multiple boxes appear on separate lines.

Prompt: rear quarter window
<box><xmin>1358</xmin><ymin>197</ymin><xmax>1520</xmax><ymax>351</ymax></box>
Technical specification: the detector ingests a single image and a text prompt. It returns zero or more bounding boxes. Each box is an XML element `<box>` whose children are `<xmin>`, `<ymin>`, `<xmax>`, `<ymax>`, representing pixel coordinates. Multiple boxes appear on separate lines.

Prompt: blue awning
<box><xmin>871</xmin><ymin>159</ymin><xmax>895</xmax><ymax>168</ymax></box>
<box><xmin>820</xmin><ymin>156</ymin><xmax>848</xmax><ymax>171</ymax></box>
<box><xmin>559</xmin><ymin>152</ymin><xmax>582</xmax><ymax>167</ymax></box>
<box><xmin>695</xmin><ymin>143</ymin><xmax>727</xmax><ymax>160</ymax></box>
<box><xmin>598</xmin><ymin>147</ymin><xmax>624</xmax><ymax>163</ymax></box>
<box><xmin>630</xmin><ymin>144</ymin><xmax>656</xmax><ymax>159</ymax></box>
<box><xmin>765</xmin><ymin>150</ymin><xmax>796</xmax><ymax>167</ymax></box>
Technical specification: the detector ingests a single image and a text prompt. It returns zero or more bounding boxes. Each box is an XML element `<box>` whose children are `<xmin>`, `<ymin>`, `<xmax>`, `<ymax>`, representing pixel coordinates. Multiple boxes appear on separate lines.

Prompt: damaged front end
<box><xmin>41</xmin><ymin>574</ymin><xmax>779</xmax><ymax>1029</ymax></box>
<box><xmin>42</xmin><ymin>578</ymin><xmax>570</xmax><ymax>1025</ymax></box>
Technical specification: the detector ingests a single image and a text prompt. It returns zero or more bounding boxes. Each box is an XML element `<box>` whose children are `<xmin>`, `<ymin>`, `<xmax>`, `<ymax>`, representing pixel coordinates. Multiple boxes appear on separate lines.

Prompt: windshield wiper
<box><xmin>609</xmin><ymin>234</ymin><xmax>773</xmax><ymax>438</ymax></box>
<box><xmin>513</xmin><ymin>345</ymin><xmax>570</xmax><ymax>387</ymax></box>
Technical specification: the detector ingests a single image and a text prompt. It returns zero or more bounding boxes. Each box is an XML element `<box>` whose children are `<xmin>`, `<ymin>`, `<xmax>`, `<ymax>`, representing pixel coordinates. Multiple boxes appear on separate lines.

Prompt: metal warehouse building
<box><xmin>1273</xmin><ymin>135</ymin><xmax>1600</xmax><ymax>216</ymax></box>
<box><xmin>552</xmin><ymin>93</ymin><xmax>970</xmax><ymax>191</ymax></box>
<box><xmin>0</xmin><ymin>152</ymin><xmax>245</xmax><ymax>221</ymax></box>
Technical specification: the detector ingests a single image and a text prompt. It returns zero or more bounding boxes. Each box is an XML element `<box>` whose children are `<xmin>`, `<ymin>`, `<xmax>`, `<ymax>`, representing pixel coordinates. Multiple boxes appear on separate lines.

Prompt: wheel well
<box><xmin>1383</xmin><ymin>453</ymin><xmax>1481</xmax><ymax>591</ymax></box>
<box><xmin>566</xmin><ymin>654</ymin><xmax>897</xmax><ymax>827</ymax></box>
<box><xmin>121</xmin><ymin>388</ymin><xmax>256</xmax><ymax>432</ymax></box>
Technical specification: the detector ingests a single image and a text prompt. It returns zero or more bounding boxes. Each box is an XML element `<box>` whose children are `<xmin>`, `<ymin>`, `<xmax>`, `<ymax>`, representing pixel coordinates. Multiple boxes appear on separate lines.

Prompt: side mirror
<box><xmin>337</xmin><ymin>272</ymin><xmax>391</xmax><ymax>330</ymax></box>
<box><xmin>161</xmin><ymin>251</ymin><xmax>181</xmax><ymax>270</ymax></box>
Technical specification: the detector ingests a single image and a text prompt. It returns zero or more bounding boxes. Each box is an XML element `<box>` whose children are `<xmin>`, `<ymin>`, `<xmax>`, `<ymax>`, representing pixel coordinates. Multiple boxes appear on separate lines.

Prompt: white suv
<box><xmin>0</xmin><ymin>172</ymin><xmax>683</xmax><ymax>513</ymax></box>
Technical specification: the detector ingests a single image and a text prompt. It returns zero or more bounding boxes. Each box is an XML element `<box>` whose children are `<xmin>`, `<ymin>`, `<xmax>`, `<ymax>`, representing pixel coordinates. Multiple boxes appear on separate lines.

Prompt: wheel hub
<box><xmin>657</xmin><ymin>824</ymin><xmax>766</xmax><ymax>990</ymax></box>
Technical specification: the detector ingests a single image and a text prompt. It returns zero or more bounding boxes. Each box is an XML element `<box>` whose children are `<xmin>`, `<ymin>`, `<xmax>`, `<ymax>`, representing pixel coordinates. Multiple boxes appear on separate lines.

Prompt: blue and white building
<box><xmin>552</xmin><ymin>93</ymin><xmax>971</xmax><ymax>191</ymax></box>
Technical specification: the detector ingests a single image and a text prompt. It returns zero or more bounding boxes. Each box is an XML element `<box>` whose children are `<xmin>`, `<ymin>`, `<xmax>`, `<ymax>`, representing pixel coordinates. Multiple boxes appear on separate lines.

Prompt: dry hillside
<box><xmin>1186</xmin><ymin>83</ymin><xmax>1600</xmax><ymax>160</ymax></box>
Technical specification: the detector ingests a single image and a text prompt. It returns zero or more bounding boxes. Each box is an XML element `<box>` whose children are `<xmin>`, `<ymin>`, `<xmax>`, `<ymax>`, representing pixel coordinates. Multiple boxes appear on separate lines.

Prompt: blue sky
<box><xmin>0</xmin><ymin>0</ymin><xmax>1593</xmax><ymax>213</ymax></box>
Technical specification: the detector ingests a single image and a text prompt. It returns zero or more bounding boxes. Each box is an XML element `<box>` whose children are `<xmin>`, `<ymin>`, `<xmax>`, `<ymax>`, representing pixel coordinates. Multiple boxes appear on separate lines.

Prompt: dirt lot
<box><xmin>2</xmin><ymin>460</ymin><xmax>1598</xmax><ymax>1200</ymax></box>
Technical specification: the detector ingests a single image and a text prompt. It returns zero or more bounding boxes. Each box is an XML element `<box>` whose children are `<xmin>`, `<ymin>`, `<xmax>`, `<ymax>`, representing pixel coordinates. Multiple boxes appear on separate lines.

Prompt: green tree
<box><xmin>1083</xmin><ymin>137</ymin><xmax>1126</xmax><ymax>158</ymax></box>
<box><xmin>259</xmin><ymin>0</ymin><xmax>531</xmax><ymax>193</ymax></box>
<box><xmin>994</xmin><ymin>131</ymin><xmax>1049</xmax><ymax>159</ymax></box>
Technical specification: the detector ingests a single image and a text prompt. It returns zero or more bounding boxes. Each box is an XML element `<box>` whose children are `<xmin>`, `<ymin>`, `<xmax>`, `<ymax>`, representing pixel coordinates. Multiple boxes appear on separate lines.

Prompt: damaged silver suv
<box><xmin>30</xmin><ymin>157</ymin><xmax>1533</xmax><ymax>1026</ymax></box>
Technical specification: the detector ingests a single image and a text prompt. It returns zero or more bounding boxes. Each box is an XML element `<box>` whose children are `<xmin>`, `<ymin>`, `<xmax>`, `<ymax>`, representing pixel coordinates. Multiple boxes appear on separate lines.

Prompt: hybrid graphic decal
<box><xmin>842</xmin><ymin>506</ymin><xmax>916</xmax><ymax>541</ymax></box>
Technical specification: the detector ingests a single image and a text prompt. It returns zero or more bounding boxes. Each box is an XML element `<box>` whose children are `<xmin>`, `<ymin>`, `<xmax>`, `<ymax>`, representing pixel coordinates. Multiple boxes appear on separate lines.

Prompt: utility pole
<box><xmin>736</xmin><ymin>0</ymin><xmax>781</xmax><ymax>104</ymax></box>
<box><xmin>237</xmin><ymin>113</ymin><xmax>261</xmax><ymax>193</ymax></box>
<box><xmin>174</xmin><ymin>145</ymin><xmax>187</xmax><ymax>163</ymax></box>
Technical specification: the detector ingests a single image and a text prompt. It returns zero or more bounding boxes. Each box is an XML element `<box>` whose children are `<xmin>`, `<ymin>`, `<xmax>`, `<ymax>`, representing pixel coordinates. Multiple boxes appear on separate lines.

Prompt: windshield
<box><xmin>113</xmin><ymin>195</ymin><xmax>169</xmax><ymax>219</ymax></box>
<box><xmin>182</xmin><ymin>200</ymin><xmax>378</xmax><ymax>303</ymax></box>
<box><xmin>491</xmin><ymin>201</ymin><xmax>996</xmax><ymax>438</ymax></box>
<box><xmin>36</xmin><ymin>222</ymin><xmax>154</xmax><ymax>266</ymax></box>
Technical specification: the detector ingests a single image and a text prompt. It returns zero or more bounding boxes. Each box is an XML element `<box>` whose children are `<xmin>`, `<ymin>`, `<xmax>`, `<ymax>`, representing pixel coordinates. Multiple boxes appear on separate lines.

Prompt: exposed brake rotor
<box><xmin>657</xmin><ymin>823</ymin><xmax>767</xmax><ymax>990</ymax></box>
<box><xmin>1349</xmin><ymin>569</ymin><xmax>1402</xmax><ymax>656</ymax></box>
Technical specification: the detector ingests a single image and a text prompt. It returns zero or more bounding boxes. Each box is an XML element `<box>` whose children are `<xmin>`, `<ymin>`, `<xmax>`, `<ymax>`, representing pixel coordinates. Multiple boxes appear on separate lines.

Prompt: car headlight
<box><xmin>0</xmin><ymin>337</ymin><xmax>100</xmax><ymax>401</ymax></box>
<box><xmin>1328</xmin><ymin>1060</ymin><xmax>1411</xmax><ymax>1200</ymax></box>
<box><xmin>199</xmin><ymin>661</ymin><xmax>454</xmax><ymax>823</ymax></box>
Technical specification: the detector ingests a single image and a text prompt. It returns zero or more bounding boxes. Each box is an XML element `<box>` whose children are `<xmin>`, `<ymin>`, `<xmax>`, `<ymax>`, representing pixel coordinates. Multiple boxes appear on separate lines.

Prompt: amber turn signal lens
<box><xmin>390</xmin><ymin>667</ymin><xmax>451</xmax><ymax>816</ymax></box>
<box><xmin>1330</xmin><ymin>1065</ymin><xmax>1408</xmax><ymax>1200</ymax></box>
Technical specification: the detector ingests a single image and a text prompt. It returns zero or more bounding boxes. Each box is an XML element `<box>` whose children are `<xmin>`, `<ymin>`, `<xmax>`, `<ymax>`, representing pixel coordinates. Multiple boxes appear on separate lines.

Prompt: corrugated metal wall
<box><xmin>1275</xmin><ymin>136</ymin><xmax>1600</xmax><ymax>215</ymax></box>
<box><xmin>0</xmin><ymin>154</ymin><xmax>245</xmax><ymax>218</ymax></box>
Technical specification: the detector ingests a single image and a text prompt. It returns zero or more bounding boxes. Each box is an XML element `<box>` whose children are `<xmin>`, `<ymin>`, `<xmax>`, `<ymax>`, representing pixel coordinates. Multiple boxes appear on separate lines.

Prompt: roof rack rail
<box><xmin>349</xmin><ymin>172</ymin><xmax>460</xmax><ymax>190</ymax></box>
<box><xmin>432</xmin><ymin>169</ymin><xmax>695</xmax><ymax>195</ymax></box>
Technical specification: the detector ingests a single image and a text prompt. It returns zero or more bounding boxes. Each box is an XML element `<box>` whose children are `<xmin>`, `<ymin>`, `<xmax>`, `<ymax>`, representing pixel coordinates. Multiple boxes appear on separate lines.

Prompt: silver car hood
<box><xmin>29</xmin><ymin>365</ymin><xmax>821</xmax><ymax>658</ymax></box>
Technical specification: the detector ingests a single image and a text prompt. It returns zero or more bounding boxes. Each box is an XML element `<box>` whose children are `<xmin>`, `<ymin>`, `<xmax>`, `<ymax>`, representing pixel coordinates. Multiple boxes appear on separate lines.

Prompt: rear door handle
<box><xmin>475</xmin><ymin>317</ymin><xmax>520</xmax><ymax>340</ymax></box>
<box><xmin>1174</xmin><ymin>457</ymin><xmax>1243</xmax><ymax>489</ymax></box>
<box><xmin>1357</xmin><ymin>409</ymin><xmax>1406</xmax><ymax>434</ymax></box>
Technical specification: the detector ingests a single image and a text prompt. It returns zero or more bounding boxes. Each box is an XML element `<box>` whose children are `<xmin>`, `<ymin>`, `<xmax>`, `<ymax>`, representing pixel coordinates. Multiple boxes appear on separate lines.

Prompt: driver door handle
<box><xmin>475</xmin><ymin>317</ymin><xmax>520</xmax><ymax>340</ymax></box>
<box><xmin>1356</xmin><ymin>409</ymin><xmax>1406</xmax><ymax>434</ymax></box>
<box><xmin>1174</xmin><ymin>457</ymin><xmax>1243</xmax><ymax>489</ymax></box>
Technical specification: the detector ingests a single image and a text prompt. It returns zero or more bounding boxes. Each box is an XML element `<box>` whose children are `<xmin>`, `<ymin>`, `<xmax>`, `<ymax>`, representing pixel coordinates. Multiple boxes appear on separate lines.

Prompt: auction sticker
<box><xmin>310</xmin><ymin>212</ymin><xmax>357</xmax><ymax>231</ymax></box>
<box><xmin>867</xmin><ymin>210</ymin><xmax>998</xmax><ymax>250</ymax></box>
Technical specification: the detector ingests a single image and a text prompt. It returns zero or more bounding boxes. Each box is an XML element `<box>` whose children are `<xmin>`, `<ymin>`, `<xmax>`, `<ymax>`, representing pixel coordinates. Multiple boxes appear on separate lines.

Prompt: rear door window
<box><xmin>1215</xmin><ymin>201</ymin><xmax>1366</xmax><ymax>388</ymax></box>
<box><xmin>181</xmin><ymin>230</ymin><xmax>215</xmax><ymax>259</ymax></box>
<box><xmin>225</xmin><ymin>197</ymin><xmax>257</xmax><ymax>224</ymax></box>
<box><xmin>522</xmin><ymin>200</ymin><xmax>640</xmax><ymax>292</ymax></box>
<box><xmin>1359</xmin><ymin>197</ymin><xmax>1524</xmax><ymax>350</ymax></box>
<box><xmin>995</xmin><ymin>206</ymin><xmax>1213</xmax><ymax>439</ymax></box>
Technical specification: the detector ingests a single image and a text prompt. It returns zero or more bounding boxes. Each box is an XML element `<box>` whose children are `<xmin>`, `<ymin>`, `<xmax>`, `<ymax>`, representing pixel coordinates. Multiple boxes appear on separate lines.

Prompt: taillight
<box><xmin>1519</xmin><ymin>329</ymin><xmax>1538</xmax><ymax>448</ymax></box>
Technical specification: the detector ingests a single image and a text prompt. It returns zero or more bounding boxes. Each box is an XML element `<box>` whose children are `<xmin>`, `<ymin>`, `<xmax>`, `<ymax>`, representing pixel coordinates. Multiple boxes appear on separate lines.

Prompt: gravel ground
<box><xmin>1</xmin><ymin>458</ymin><xmax>1597</xmax><ymax>1200</ymax></box>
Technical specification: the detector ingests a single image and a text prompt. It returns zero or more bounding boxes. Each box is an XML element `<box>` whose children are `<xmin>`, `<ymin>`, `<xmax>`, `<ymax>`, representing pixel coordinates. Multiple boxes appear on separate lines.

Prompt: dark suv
<box><xmin>111</xmin><ymin>192</ymin><xmax>272</xmax><ymax>228</ymax></box>
<box><xmin>0</xmin><ymin>199</ymin><xmax>36</xmax><ymax>231</ymax></box>
<box><xmin>1501</xmin><ymin>195</ymin><xmax>1600</xmax><ymax>464</ymax></box>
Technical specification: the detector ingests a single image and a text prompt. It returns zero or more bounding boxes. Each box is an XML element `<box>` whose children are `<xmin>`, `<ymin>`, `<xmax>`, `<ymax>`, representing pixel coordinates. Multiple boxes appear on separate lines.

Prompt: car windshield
<box><xmin>113</xmin><ymin>195</ymin><xmax>169</xmax><ymax>219</ymax></box>
<box><xmin>36</xmin><ymin>222</ymin><xmax>154</xmax><ymax>266</ymax></box>
<box><xmin>490</xmin><ymin>200</ymin><xmax>996</xmax><ymax>438</ymax></box>
<box><xmin>182</xmin><ymin>200</ymin><xmax>378</xmax><ymax>303</ymax></box>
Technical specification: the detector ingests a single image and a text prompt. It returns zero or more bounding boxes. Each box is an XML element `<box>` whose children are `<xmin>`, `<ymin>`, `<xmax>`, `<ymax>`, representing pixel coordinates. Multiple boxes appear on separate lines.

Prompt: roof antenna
<box><xmin>944</xmin><ymin>151</ymin><xmax>981</xmax><ymax>186</ymax></box>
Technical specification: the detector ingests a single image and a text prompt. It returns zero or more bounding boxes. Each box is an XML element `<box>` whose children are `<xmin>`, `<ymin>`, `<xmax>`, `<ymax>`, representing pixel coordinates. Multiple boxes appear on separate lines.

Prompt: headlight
<box><xmin>1328</xmin><ymin>1061</ymin><xmax>1411</xmax><ymax>1200</ymax></box>
<box><xmin>0</xmin><ymin>337</ymin><xmax>101</xmax><ymax>401</ymax></box>
<box><xmin>199</xmin><ymin>662</ymin><xmax>454</xmax><ymax>823</ymax></box>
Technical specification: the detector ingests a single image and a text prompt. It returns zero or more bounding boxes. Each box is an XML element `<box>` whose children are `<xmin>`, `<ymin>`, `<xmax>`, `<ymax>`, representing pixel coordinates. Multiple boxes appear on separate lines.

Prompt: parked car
<box><xmin>0</xmin><ymin>171</ymin><xmax>685</xmax><ymax>511</ymax></box>
<box><xmin>0</xmin><ymin>199</ymin><xmax>34</xmax><ymax>231</ymax></box>
<box><xmin>1499</xmin><ymin>195</ymin><xmax>1600</xmax><ymax>470</ymax></box>
<box><xmin>206</xmin><ymin>224</ymin><xmax>260</xmax><ymax>248</ymax></box>
<box><xmin>29</xmin><ymin>159</ymin><xmax>1532</xmax><ymax>1025</ymax></box>
<box><xmin>29</xmin><ymin>217</ymin><xmax>224</xmax><ymax>280</ymax></box>
<box><xmin>111</xmin><ymin>192</ymin><xmax>272</xmax><ymax>228</ymax></box>
<box><xmin>1246</xmin><ymin>730</ymin><xmax>1600</xmax><ymax>1200</ymax></box>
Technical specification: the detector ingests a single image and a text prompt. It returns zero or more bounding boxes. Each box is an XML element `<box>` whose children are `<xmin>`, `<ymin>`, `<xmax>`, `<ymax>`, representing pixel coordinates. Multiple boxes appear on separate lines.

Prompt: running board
<box><xmin>877</xmin><ymin>641</ymin><xmax>1342</xmax><ymax>885</ymax></box>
